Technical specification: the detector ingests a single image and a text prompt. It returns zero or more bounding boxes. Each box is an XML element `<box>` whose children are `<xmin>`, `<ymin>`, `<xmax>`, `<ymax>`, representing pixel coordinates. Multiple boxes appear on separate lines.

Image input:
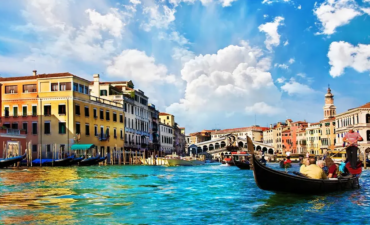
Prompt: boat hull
<box><xmin>166</xmin><ymin>159</ymin><xmax>204</xmax><ymax>166</ymax></box>
<box><xmin>0</xmin><ymin>153</ymin><xmax>27</xmax><ymax>168</ymax></box>
<box><xmin>79</xmin><ymin>156</ymin><xmax>100</xmax><ymax>166</ymax></box>
<box><xmin>234</xmin><ymin>161</ymin><xmax>251</xmax><ymax>170</ymax></box>
<box><xmin>252</xmin><ymin>154</ymin><xmax>359</xmax><ymax>194</ymax></box>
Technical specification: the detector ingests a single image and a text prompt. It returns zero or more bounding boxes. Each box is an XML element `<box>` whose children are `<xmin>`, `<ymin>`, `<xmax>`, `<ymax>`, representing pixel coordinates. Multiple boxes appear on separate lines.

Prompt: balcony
<box><xmin>0</xmin><ymin>129</ymin><xmax>26</xmax><ymax>137</ymax></box>
<box><xmin>113</xmin><ymin>95</ymin><xmax>123</xmax><ymax>100</ymax></box>
<box><xmin>97</xmin><ymin>133</ymin><xmax>109</xmax><ymax>141</ymax></box>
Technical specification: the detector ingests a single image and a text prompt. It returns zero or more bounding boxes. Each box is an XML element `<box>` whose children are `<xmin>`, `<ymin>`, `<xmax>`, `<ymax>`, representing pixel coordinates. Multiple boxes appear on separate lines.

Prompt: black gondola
<box><xmin>234</xmin><ymin>160</ymin><xmax>251</xmax><ymax>170</ymax></box>
<box><xmin>96</xmin><ymin>156</ymin><xmax>107</xmax><ymax>164</ymax></box>
<box><xmin>279</xmin><ymin>161</ymin><xmax>292</xmax><ymax>168</ymax></box>
<box><xmin>43</xmin><ymin>157</ymin><xmax>73</xmax><ymax>167</ymax></box>
<box><xmin>70</xmin><ymin>156</ymin><xmax>85</xmax><ymax>165</ymax></box>
<box><xmin>246</xmin><ymin>136</ymin><xmax>360</xmax><ymax>194</ymax></box>
<box><xmin>79</xmin><ymin>155</ymin><xmax>100</xmax><ymax>166</ymax></box>
<box><xmin>0</xmin><ymin>152</ymin><xmax>27</xmax><ymax>168</ymax></box>
<box><xmin>232</xmin><ymin>152</ymin><xmax>251</xmax><ymax>170</ymax></box>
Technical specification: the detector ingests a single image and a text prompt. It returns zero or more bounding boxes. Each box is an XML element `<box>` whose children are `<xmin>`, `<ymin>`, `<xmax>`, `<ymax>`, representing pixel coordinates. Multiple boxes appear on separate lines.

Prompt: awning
<box><xmin>71</xmin><ymin>144</ymin><xmax>95</xmax><ymax>150</ymax></box>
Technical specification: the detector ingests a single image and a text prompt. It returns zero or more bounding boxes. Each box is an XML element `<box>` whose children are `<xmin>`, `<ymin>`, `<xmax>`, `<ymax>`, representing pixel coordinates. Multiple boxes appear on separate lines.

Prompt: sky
<box><xmin>0</xmin><ymin>0</ymin><xmax>370</xmax><ymax>133</ymax></box>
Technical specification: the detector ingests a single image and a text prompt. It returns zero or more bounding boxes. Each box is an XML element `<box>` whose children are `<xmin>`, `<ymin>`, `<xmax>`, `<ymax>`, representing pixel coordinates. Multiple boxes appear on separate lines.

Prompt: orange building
<box><xmin>289</xmin><ymin>121</ymin><xmax>308</xmax><ymax>153</ymax></box>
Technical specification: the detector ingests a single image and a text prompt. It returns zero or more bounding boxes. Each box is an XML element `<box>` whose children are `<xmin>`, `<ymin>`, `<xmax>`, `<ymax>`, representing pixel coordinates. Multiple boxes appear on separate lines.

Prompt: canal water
<box><xmin>0</xmin><ymin>164</ymin><xmax>369</xmax><ymax>225</ymax></box>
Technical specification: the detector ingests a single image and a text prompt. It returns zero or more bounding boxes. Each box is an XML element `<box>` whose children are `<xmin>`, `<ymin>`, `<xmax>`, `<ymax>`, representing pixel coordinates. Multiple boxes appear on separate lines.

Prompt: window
<box><xmin>100</xmin><ymin>110</ymin><xmax>104</xmax><ymax>120</ymax></box>
<box><xmin>76</xmin><ymin>123</ymin><xmax>81</xmax><ymax>134</ymax></box>
<box><xmin>23</xmin><ymin>84</ymin><xmax>36</xmax><ymax>93</ymax></box>
<box><xmin>94</xmin><ymin>108</ymin><xmax>97</xmax><ymax>118</ymax></box>
<box><xmin>100</xmin><ymin>90</ymin><xmax>108</xmax><ymax>96</ymax></box>
<box><xmin>44</xmin><ymin>105</ymin><xmax>51</xmax><ymax>116</ymax></box>
<box><xmin>73</xmin><ymin>83</ymin><xmax>78</xmax><ymax>91</ymax></box>
<box><xmin>33</xmin><ymin>123</ymin><xmax>38</xmax><ymax>134</ymax></box>
<box><xmin>12</xmin><ymin>123</ymin><xmax>18</xmax><ymax>129</ymax></box>
<box><xmin>120</xmin><ymin>114</ymin><xmax>123</xmax><ymax>123</ymax></box>
<box><xmin>4</xmin><ymin>106</ymin><xmax>9</xmax><ymax>117</ymax></box>
<box><xmin>32</xmin><ymin>145</ymin><xmax>37</xmax><ymax>152</ymax></box>
<box><xmin>44</xmin><ymin>122</ymin><xmax>51</xmax><ymax>134</ymax></box>
<box><xmin>367</xmin><ymin>114</ymin><xmax>370</xmax><ymax>124</ymax></box>
<box><xmin>85</xmin><ymin>106</ymin><xmax>89</xmax><ymax>117</ymax></box>
<box><xmin>367</xmin><ymin>130</ymin><xmax>370</xmax><ymax>141</ymax></box>
<box><xmin>58</xmin><ymin>105</ymin><xmax>66</xmax><ymax>115</ymax></box>
<box><xmin>46</xmin><ymin>145</ymin><xmax>51</xmax><ymax>153</ymax></box>
<box><xmin>51</xmin><ymin>83</ymin><xmax>58</xmax><ymax>91</ymax></box>
<box><xmin>124</xmin><ymin>103</ymin><xmax>127</xmax><ymax>112</ymax></box>
<box><xmin>106</xmin><ymin>127</ymin><xmax>110</xmax><ymax>136</ymax></box>
<box><xmin>32</xmin><ymin>106</ymin><xmax>37</xmax><ymax>116</ymax></box>
<box><xmin>79</xmin><ymin>84</ymin><xmax>84</xmax><ymax>93</ymax></box>
<box><xmin>94</xmin><ymin>125</ymin><xmax>98</xmax><ymax>136</ymax></box>
<box><xmin>13</xmin><ymin>107</ymin><xmax>18</xmax><ymax>117</ymax></box>
<box><xmin>114</xmin><ymin>129</ymin><xmax>117</xmax><ymax>138</ymax></box>
<box><xmin>59</xmin><ymin>122</ymin><xmax>66</xmax><ymax>134</ymax></box>
<box><xmin>75</xmin><ymin>105</ymin><xmax>80</xmax><ymax>115</ymax></box>
<box><xmin>85</xmin><ymin>124</ymin><xmax>90</xmax><ymax>136</ymax></box>
<box><xmin>113</xmin><ymin>112</ymin><xmax>117</xmax><ymax>122</ymax></box>
<box><xmin>85</xmin><ymin>86</ymin><xmax>89</xmax><ymax>94</ymax></box>
<box><xmin>120</xmin><ymin>130</ymin><xmax>123</xmax><ymax>139</ymax></box>
<box><xmin>106</xmin><ymin>111</ymin><xmax>110</xmax><ymax>121</ymax></box>
<box><xmin>22</xmin><ymin>106</ymin><xmax>27</xmax><ymax>116</ymax></box>
<box><xmin>23</xmin><ymin>122</ymin><xmax>27</xmax><ymax>134</ymax></box>
<box><xmin>60</xmin><ymin>82</ymin><xmax>71</xmax><ymax>91</ymax></box>
<box><xmin>167</xmin><ymin>116</ymin><xmax>169</xmax><ymax>119</ymax></box>
<box><xmin>5</xmin><ymin>85</ymin><xmax>18</xmax><ymax>94</ymax></box>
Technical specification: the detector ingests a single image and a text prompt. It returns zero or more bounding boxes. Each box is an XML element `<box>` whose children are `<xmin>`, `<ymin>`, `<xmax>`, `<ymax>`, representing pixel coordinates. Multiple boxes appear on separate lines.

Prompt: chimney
<box><xmin>33</xmin><ymin>70</ymin><xmax>37</xmax><ymax>76</ymax></box>
<box><xmin>270</xmin><ymin>124</ymin><xmax>272</xmax><ymax>128</ymax></box>
<box><xmin>93</xmin><ymin>74</ymin><xmax>100</xmax><ymax>83</ymax></box>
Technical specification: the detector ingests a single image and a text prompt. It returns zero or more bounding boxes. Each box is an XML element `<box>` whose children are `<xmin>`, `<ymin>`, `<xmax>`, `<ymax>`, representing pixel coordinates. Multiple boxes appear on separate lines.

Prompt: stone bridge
<box><xmin>188</xmin><ymin>133</ymin><xmax>275</xmax><ymax>156</ymax></box>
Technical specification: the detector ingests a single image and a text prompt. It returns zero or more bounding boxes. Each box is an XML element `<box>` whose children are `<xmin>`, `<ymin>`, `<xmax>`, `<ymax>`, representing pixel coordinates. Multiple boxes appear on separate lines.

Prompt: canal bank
<box><xmin>0</xmin><ymin>163</ymin><xmax>369</xmax><ymax>224</ymax></box>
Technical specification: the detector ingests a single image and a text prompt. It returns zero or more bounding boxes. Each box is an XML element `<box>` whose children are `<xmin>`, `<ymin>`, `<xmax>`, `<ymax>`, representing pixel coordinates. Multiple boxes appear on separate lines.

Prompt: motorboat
<box><xmin>165</xmin><ymin>156</ymin><xmax>205</xmax><ymax>166</ymax></box>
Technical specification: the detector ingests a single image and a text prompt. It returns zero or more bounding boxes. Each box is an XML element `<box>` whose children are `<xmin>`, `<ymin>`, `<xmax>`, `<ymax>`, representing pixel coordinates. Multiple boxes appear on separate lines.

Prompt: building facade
<box><xmin>160</xmin><ymin>122</ymin><xmax>173</xmax><ymax>153</ymax></box>
<box><xmin>306</xmin><ymin>122</ymin><xmax>321</xmax><ymax>155</ymax></box>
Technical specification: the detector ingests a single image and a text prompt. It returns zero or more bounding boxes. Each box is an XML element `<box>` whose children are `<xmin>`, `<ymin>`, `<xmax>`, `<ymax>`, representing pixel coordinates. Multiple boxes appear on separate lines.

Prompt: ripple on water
<box><xmin>0</xmin><ymin>164</ymin><xmax>369</xmax><ymax>224</ymax></box>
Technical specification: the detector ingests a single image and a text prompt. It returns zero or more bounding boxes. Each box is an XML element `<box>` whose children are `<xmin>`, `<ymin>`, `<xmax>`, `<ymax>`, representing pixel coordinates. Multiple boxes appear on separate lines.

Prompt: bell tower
<box><xmin>323</xmin><ymin>85</ymin><xmax>336</xmax><ymax>119</ymax></box>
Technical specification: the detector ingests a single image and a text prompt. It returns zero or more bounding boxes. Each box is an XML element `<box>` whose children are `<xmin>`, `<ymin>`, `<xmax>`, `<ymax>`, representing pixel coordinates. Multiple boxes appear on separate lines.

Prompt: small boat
<box><xmin>79</xmin><ymin>155</ymin><xmax>101</xmax><ymax>166</ymax></box>
<box><xmin>165</xmin><ymin>156</ymin><xmax>205</xmax><ymax>166</ymax></box>
<box><xmin>232</xmin><ymin>152</ymin><xmax>251</xmax><ymax>170</ymax></box>
<box><xmin>279</xmin><ymin>161</ymin><xmax>292</xmax><ymax>168</ymax></box>
<box><xmin>69</xmin><ymin>156</ymin><xmax>85</xmax><ymax>165</ymax></box>
<box><xmin>224</xmin><ymin>158</ymin><xmax>235</xmax><ymax>166</ymax></box>
<box><xmin>246</xmin><ymin>136</ymin><xmax>360</xmax><ymax>194</ymax></box>
<box><xmin>96</xmin><ymin>156</ymin><xmax>107</xmax><ymax>164</ymax></box>
<box><xmin>32</xmin><ymin>158</ymin><xmax>54</xmax><ymax>166</ymax></box>
<box><xmin>0</xmin><ymin>152</ymin><xmax>27</xmax><ymax>168</ymax></box>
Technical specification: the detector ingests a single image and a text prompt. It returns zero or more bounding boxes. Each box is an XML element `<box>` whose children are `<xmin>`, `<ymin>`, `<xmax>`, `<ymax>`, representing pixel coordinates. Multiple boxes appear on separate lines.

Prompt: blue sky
<box><xmin>0</xmin><ymin>0</ymin><xmax>370</xmax><ymax>133</ymax></box>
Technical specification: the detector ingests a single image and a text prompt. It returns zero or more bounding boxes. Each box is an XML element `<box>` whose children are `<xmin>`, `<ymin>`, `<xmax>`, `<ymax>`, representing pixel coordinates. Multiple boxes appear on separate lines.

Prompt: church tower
<box><xmin>323</xmin><ymin>86</ymin><xmax>336</xmax><ymax>119</ymax></box>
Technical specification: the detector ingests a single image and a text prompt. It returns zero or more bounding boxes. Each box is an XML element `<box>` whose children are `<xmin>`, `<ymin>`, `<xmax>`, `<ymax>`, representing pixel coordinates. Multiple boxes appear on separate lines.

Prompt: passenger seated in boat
<box><xmin>284</xmin><ymin>156</ymin><xmax>292</xmax><ymax>165</ymax></box>
<box><xmin>325</xmin><ymin>158</ymin><xmax>337</xmax><ymax>178</ymax></box>
<box><xmin>300</xmin><ymin>158</ymin><xmax>310</xmax><ymax>174</ymax></box>
<box><xmin>303</xmin><ymin>158</ymin><xmax>327</xmax><ymax>179</ymax></box>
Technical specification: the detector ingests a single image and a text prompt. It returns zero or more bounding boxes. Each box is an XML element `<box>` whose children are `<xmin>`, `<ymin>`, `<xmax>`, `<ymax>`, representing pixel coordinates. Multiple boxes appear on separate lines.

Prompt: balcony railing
<box><xmin>97</xmin><ymin>133</ymin><xmax>109</xmax><ymax>141</ymax></box>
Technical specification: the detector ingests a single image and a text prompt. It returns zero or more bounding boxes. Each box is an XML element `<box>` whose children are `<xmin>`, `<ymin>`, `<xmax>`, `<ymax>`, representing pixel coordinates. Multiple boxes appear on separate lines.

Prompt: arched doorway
<box><xmin>215</xmin><ymin>143</ymin><xmax>220</xmax><ymax>149</ymax></box>
<box><xmin>268</xmin><ymin>149</ymin><xmax>273</xmax><ymax>154</ymax></box>
<box><xmin>209</xmin><ymin>144</ymin><xmax>214</xmax><ymax>151</ymax></box>
<box><xmin>221</xmin><ymin>141</ymin><xmax>226</xmax><ymax>148</ymax></box>
<box><xmin>238</xmin><ymin>142</ymin><xmax>243</xmax><ymax>147</ymax></box>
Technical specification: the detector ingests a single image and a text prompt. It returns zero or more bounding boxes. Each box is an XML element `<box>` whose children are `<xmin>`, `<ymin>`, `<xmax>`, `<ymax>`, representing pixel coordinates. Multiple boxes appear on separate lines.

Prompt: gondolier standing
<box><xmin>343</xmin><ymin>127</ymin><xmax>363</xmax><ymax>169</ymax></box>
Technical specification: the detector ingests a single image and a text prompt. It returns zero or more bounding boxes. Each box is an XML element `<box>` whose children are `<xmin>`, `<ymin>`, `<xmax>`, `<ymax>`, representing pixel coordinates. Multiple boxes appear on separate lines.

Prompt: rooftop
<box><xmin>0</xmin><ymin>72</ymin><xmax>89</xmax><ymax>82</ymax></box>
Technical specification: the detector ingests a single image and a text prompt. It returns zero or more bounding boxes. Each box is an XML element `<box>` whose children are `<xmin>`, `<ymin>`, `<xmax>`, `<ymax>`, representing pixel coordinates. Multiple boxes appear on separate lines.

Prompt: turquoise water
<box><xmin>0</xmin><ymin>163</ymin><xmax>369</xmax><ymax>225</ymax></box>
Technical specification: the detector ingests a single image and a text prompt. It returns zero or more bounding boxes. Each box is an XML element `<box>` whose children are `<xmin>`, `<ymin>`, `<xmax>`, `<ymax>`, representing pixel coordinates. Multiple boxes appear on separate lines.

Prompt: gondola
<box><xmin>79</xmin><ymin>155</ymin><xmax>100</xmax><ymax>166</ymax></box>
<box><xmin>246</xmin><ymin>136</ymin><xmax>360</xmax><ymax>194</ymax></box>
<box><xmin>231</xmin><ymin>152</ymin><xmax>251</xmax><ymax>170</ymax></box>
<box><xmin>69</xmin><ymin>156</ymin><xmax>85</xmax><ymax>165</ymax></box>
<box><xmin>0</xmin><ymin>152</ymin><xmax>27</xmax><ymax>168</ymax></box>
<box><xmin>43</xmin><ymin>157</ymin><xmax>73</xmax><ymax>167</ymax></box>
<box><xmin>96</xmin><ymin>156</ymin><xmax>107</xmax><ymax>164</ymax></box>
<box><xmin>234</xmin><ymin>160</ymin><xmax>251</xmax><ymax>170</ymax></box>
<box><xmin>279</xmin><ymin>161</ymin><xmax>292</xmax><ymax>168</ymax></box>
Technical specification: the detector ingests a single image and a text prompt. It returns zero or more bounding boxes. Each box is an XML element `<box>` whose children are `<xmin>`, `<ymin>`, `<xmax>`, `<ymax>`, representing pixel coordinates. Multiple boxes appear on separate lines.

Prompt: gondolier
<box><xmin>343</xmin><ymin>127</ymin><xmax>363</xmax><ymax>169</ymax></box>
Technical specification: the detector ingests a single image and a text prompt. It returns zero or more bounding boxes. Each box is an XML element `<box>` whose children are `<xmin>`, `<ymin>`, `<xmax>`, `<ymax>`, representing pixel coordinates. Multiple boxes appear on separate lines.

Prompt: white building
<box><xmin>160</xmin><ymin>123</ymin><xmax>173</xmax><ymax>153</ymax></box>
<box><xmin>335</xmin><ymin>102</ymin><xmax>370</xmax><ymax>152</ymax></box>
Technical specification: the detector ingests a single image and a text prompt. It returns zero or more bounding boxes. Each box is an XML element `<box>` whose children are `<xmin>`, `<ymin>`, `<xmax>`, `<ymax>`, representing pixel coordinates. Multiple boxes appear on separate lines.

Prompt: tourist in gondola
<box><xmin>284</xmin><ymin>156</ymin><xmax>292</xmax><ymax>165</ymax></box>
<box><xmin>300</xmin><ymin>158</ymin><xmax>310</xmax><ymax>174</ymax></box>
<box><xmin>316</xmin><ymin>160</ymin><xmax>328</xmax><ymax>174</ymax></box>
<box><xmin>302</xmin><ymin>158</ymin><xmax>327</xmax><ymax>179</ymax></box>
<box><xmin>343</xmin><ymin>128</ymin><xmax>363</xmax><ymax>169</ymax></box>
<box><xmin>325</xmin><ymin>158</ymin><xmax>337</xmax><ymax>178</ymax></box>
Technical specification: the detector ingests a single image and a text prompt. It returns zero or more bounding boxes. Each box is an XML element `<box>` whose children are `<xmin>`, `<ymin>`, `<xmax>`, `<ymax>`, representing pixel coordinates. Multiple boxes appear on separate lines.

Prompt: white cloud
<box><xmin>172</xmin><ymin>47</ymin><xmax>195</xmax><ymax>65</ymax></box>
<box><xmin>262</xmin><ymin>0</ymin><xmax>290</xmax><ymax>4</ymax></box>
<box><xmin>169</xmin><ymin>0</ymin><xmax>237</xmax><ymax>7</ymax></box>
<box><xmin>289</xmin><ymin>58</ymin><xmax>295</xmax><ymax>64</ymax></box>
<box><xmin>167</xmin><ymin>43</ymin><xmax>282</xmax><ymax>132</ymax></box>
<box><xmin>141</xmin><ymin>5</ymin><xmax>176</xmax><ymax>31</ymax></box>
<box><xmin>245</xmin><ymin>102</ymin><xmax>284</xmax><ymax>115</ymax></box>
<box><xmin>220</xmin><ymin>0</ymin><xmax>238</xmax><ymax>7</ymax></box>
<box><xmin>264</xmin><ymin>14</ymin><xmax>269</xmax><ymax>18</ymax></box>
<box><xmin>298</xmin><ymin>5</ymin><xmax>302</xmax><ymax>9</ymax></box>
<box><xmin>276</xmin><ymin>77</ymin><xmax>286</xmax><ymax>83</ymax></box>
<box><xmin>284</xmin><ymin>40</ymin><xmax>289</xmax><ymax>46</ymax></box>
<box><xmin>130</xmin><ymin>0</ymin><xmax>141</xmax><ymax>5</ymax></box>
<box><xmin>361</xmin><ymin>7</ymin><xmax>370</xmax><ymax>15</ymax></box>
<box><xmin>314</xmin><ymin>0</ymin><xmax>362</xmax><ymax>35</ymax></box>
<box><xmin>159</xmin><ymin>31</ymin><xmax>189</xmax><ymax>45</ymax></box>
<box><xmin>281</xmin><ymin>81</ymin><xmax>315</xmax><ymax>95</ymax></box>
<box><xmin>328</xmin><ymin>41</ymin><xmax>370</xmax><ymax>77</ymax></box>
<box><xmin>274</xmin><ymin>63</ymin><xmax>289</xmax><ymax>69</ymax></box>
<box><xmin>258</xmin><ymin>16</ymin><xmax>284</xmax><ymax>51</ymax></box>
<box><xmin>297</xmin><ymin>73</ymin><xmax>306</xmax><ymax>78</ymax></box>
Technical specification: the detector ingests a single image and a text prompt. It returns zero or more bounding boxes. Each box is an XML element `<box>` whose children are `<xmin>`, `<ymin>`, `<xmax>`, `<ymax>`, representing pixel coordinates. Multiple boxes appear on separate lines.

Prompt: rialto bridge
<box><xmin>188</xmin><ymin>133</ymin><xmax>275</xmax><ymax>156</ymax></box>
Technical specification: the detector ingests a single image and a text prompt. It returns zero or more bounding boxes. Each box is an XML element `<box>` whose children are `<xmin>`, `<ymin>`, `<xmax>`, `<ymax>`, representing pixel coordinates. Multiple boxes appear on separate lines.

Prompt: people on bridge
<box><xmin>302</xmin><ymin>158</ymin><xmax>327</xmax><ymax>179</ymax></box>
<box><xmin>325</xmin><ymin>158</ymin><xmax>337</xmax><ymax>178</ymax></box>
<box><xmin>343</xmin><ymin>128</ymin><xmax>363</xmax><ymax>169</ymax></box>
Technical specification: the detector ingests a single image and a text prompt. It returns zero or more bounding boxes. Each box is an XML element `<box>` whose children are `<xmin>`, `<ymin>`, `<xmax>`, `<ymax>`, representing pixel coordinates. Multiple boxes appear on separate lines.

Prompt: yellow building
<box><xmin>320</xmin><ymin>87</ymin><xmax>337</xmax><ymax>153</ymax></box>
<box><xmin>306</xmin><ymin>122</ymin><xmax>321</xmax><ymax>155</ymax></box>
<box><xmin>1</xmin><ymin>71</ymin><xmax>125</xmax><ymax>158</ymax></box>
<box><xmin>159</xmin><ymin>113</ymin><xmax>175</xmax><ymax>127</ymax></box>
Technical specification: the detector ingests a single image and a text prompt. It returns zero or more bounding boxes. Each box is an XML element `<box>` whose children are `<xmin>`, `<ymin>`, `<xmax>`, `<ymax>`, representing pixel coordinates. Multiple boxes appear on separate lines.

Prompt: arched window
<box><xmin>367</xmin><ymin>130</ymin><xmax>370</xmax><ymax>141</ymax></box>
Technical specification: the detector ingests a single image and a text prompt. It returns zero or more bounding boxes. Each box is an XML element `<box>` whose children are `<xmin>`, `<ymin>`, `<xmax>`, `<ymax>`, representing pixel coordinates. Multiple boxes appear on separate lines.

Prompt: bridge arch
<box><xmin>221</xmin><ymin>141</ymin><xmax>226</xmax><ymax>148</ymax></box>
<box><xmin>268</xmin><ymin>148</ymin><xmax>274</xmax><ymax>154</ymax></box>
<box><xmin>209</xmin><ymin>144</ymin><xmax>214</xmax><ymax>151</ymax></box>
<box><xmin>203</xmin><ymin>145</ymin><xmax>208</xmax><ymax>152</ymax></box>
<box><xmin>197</xmin><ymin>147</ymin><xmax>202</xmax><ymax>153</ymax></box>
<box><xmin>238</xmin><ymin>142</ymin><xmax>244</xmax><ymax>147</ymax></box>
<box><xmin>256</xmin><ymin>146</ymin><xmax>262</xmax><ymax>151</ymax></box>
<box><xmin>262</xmin><ymin>147</ymin><xmax>267</xmax><ymax>154</ymax></box>
<box><xmin>244</xmin><ymin>143</ymin><xmax>248</xmax><ymax>148</ymax></box>
<box><xmin>215</xmin><ymin>143</ymin><xmax>220</xmax><ymax>149</ymax></box>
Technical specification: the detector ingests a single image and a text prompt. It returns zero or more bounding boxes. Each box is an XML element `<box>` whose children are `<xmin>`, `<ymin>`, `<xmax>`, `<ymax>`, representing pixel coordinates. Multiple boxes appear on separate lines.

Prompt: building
<box><xmin>263</xmin><ymin>126</ymin><xmax>276</xmax><ymax>148</ymax></box>
<box><xmin>0</xmin><ymin>71</ymin><xmax>125</xmax><ymax>158</ymax></box>
<box><xmin>159</xmin><ymin>113</ymin><xmax>175</xmax><ymax>127</ymax></box>
<box><xmin>319</xmin><ymin>87</ymin><xmax>337</xmax><ymax>153</ymax></box>
<box><xmin>173</xmin><ymin>124</ymin><xmax>186</xmax><ymax>155</ymax></box>
<box><xmin>289</xmin><ymin>121</ymin><xmax>308</xmax><ymax>153</ymax></box>
<box><xmin>306</xmin><ymin>122</ymin><xmax>321</xmax><ymax>155</ymax></box>
<box><xmin>274</xmin><ymin>121</ymin><xmax>288</xmax><ymax>153</ymax></box>
<box><xmin>148</xmin><ymin>104</ymin><xmax>160</xmax><ymax>152</ymax></box>
<box><xmin>211</xmin><ymin>126</ymin><xmax>268</xmax><ymax>142</ymax></box>
<box><xmin>296</xmin><ymin>129</ymin><xmax>307</xmax><ymax>154</ymax></box>
<box><xmin>335</xmin><ymin>102</ymin><xmax>370</xmax><ymax>152</ymax></box>
<box><xmin>159</xmin><ymin>122</ymin><xmax>173</xmax><ymax>153</ymax></box>
<box><xmin>189</xmin><ymin>130</ymin><xmax>212</xmax><ymax>145</ymax></box>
